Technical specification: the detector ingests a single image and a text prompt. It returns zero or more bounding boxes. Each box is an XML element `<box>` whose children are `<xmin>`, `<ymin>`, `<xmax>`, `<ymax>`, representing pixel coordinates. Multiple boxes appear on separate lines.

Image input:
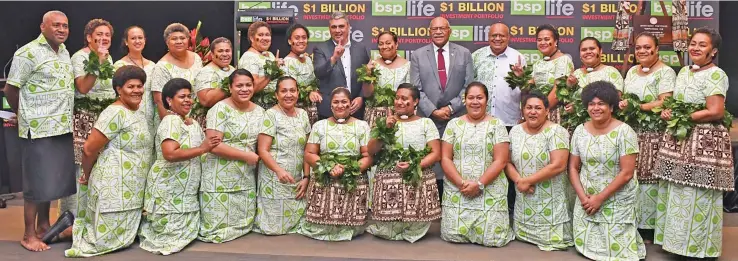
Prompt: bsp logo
<box><xmin>450</xmin><ymin>26</ymin><xmax>473</xmax><ymax>42</ymax></box>
<box><xmin>308</xmin><ymin>27</ymin><xmax>365</xmax><ymax>43</ymax></box>
<box><xmin>651</xmin><ymin>0</ymin><xmax>714</xmax><ymax>17</ymax></box>
<box><xmin>581</xmin><ymin>27</ymin><xmax>614</xmax><ymax>43</ymax></box>
<box><xmin>518</xmin><ymin>50</ymin><xmax>542</xmax><ymax>65</ymax></box>
<box><xmin>372</xmin><ymin>0</ymin><xmax>435</xmax><ymax>17</ymax></box>
<box><xmin>511</xmin><ymin>0</ymin><xmax>573</xmax><ymax>16</ymax></box>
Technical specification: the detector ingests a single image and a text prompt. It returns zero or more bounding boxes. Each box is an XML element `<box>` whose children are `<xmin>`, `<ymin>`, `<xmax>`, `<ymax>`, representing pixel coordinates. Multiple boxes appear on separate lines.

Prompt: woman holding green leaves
<box><xmin>281</xmin><ymin>24</ymin><xmax>320</xmax><ymax>124</ymax></box>
<box><xmin>192</xmin><ymin>37</ymin><xmax>235</xmax><ymax>128</ymax></box>
<box><xmin>238</xmin><ymin>21</ymin><xmax>283</xmax><ymax>109</ymax></box>
<box><xmin>362</xmin><ymin>31</ymin><xmax>410</xmax><ymax>128</ymax></box>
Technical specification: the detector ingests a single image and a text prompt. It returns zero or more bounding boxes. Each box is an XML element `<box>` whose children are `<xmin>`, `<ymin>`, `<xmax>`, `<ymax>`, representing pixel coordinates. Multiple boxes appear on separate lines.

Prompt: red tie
<box><xmin>437</xmin><ymin>49</ymin><xmax>447</xmax><ymax>91</ymax></box>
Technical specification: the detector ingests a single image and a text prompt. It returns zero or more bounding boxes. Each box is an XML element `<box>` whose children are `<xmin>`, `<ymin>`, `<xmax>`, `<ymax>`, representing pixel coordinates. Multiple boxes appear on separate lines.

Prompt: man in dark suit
<box><xmin>411</xmin><ymin>17</ymin><xmax>474</xmax><ymax>199</ymax></box>
<box><xmin>312</xmin><ymin>11</ymin><xmax>370</xmax><ymax>120</ymax></box>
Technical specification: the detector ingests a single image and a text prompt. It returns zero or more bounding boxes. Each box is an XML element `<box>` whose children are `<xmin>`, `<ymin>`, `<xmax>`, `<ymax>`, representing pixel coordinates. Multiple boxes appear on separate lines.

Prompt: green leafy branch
<box><xmin>616</xmin><ymin>93</ymin><xmax>664</xmax><ymax>132</ymax></box>
<box><xmin>191</xmin><ymin>77</ymin><xmax>231</xmax><ymax>117</ymax></box>
<box><xmin>74</xmin><ymin>97</ymin><xmax>117</xmax><ymax>115</ymax></box>
<box><xmin>504</xmin><ymin>65</ymin><xmax>533</xmax><ymax>92</ymax></box>
<box><xmin>298</xmin><ymin>78</ymin><xmax>318</xmax><ymax>106</ymax></box>
<box><xmin>313</xmin><ymin>153</ymin><xmax>362</xmax><ymax>192</ymax></box>
<box><xmin>366</xmin><ymin>86</ymin><xmax>395</xmax><ymax>108</ymax></box>
<box><xmin>263</xmin><ymin>60</ymin><xmax>284</xmax><ymax>80</ymax></box>
<box><xmin>83</xmin><ymin>51</ymin><xmax>114</xmax><ymax>80</ymax></box>
<box><xmin>555</xmin><ymin>76</ymin><xmax>587</xmax><ymax>129</ymax></box>
<box><xmin>370</xmin><ymin>117</ymin><xmax>431</xmax><ymax>186</ymax></box>
<box><xmin>253</xmin><ymin>89</ymin><xmax>277</xmax><ymax>106</ymax></box>
<box><xmin>356</xmin><ymin>64</ymin><xmax>381</xmax><ymax>85</ymax></box>
<box><xmin>653</xmin><ymin>96</ymin><xmax>733</xmax><ymax>141</ymax></box>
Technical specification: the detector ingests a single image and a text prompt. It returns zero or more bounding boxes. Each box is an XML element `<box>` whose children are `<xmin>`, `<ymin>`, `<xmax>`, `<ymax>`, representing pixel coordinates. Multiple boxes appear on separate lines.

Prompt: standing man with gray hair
<box><xmin>312</xmin><ymin>11</ymin><xmax>370</xmax><ymax>120</ymax></box>
<box><xmin>3</xmin><ymin>10</ymin><xmax>76</xmax><ymax>252</ymax></box>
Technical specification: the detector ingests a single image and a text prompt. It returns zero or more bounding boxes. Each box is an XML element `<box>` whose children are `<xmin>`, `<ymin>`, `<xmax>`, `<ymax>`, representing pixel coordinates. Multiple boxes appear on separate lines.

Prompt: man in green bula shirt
<box><xmin>3</xmin><ymin>10</ymin><xmax>76</xmax><ymax>252</ymax></box>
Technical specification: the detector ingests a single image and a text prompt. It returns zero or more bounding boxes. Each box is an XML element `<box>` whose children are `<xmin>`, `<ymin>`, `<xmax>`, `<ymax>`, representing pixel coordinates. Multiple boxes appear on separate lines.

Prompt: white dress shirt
<box><xmin>472</xmin><ymin>46</ymin><xmax>526</xmax><ymax>126</ymax></box>
<box><xmin>333</xmin><ymin>39</ymin><xmax>352</xmax><ymax>92</ymax></box>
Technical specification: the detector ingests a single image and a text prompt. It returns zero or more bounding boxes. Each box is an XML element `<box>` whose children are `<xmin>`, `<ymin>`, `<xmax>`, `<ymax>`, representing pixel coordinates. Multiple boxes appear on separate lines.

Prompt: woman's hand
<box><xmin>199</xmin><ymin>134</ymin><xmax>221</xmax><ymax>153</ymax></box>
<box><xmin>564</xmin><ymin>103</ymin><xmax>574</xmax><ymax>113</ymax></box>
<box><xmin>395</xmin><ymin>162</ymin><xmax>410</xmax><ymax>173</ymax></box>
<box><xmin>566</xmin><ymin>74</ymin><xmax>578</xmax><ymax>87</ymax></box>
<box><xmin>618</xmin><ymin>100</ymin><xmax>628</xmax><ymax>110</ymax></box>
<box><xmin>583</xmin><ymin>193</ymin><xmax>605</xmax><ymax>216</ymax></box>
<box><xmin>460</xmin><ymin>179</ymin><xmax>481</xmax><ymax>198</ymax></box>
<box><xmin>660</xmin><ymin>109</ymin><xmax>672</xmax><ymax>120</ymax></box>
<box><xmin>309</xmin><ymin>91</ymin><xmax>322</xmax><ymax>103</ymax></box>
<box><xmin>329</xmin><ymin>164</ymin><xmax>344</xmax><ymax>178</ymax></box>
<box><xmin>295</xmin><ymin>178</ymin><xmax>309</xmax><ymax>199</ymax></box>
<box><xmin>276</xmin><ymin>169</ymin><xmax>296</xmax><ymax>184</ymax></box>
<box><xmin>516</xmin><ymin>178</ymin><xmax>535</xmax><ymax>195</ymax></box>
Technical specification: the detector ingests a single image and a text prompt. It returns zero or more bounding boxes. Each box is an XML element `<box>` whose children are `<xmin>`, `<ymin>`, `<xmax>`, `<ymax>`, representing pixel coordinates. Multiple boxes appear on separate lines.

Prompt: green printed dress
<box><xmin>150</xmin><ymin>55</ymin><xmax>203</xmax><ymax>128</ymax></box>
<box><xmin>570</xmin><ymin>123</ymin><xmax>645</xmax><ymax>261</ymax></box>
<box><xmin>199</xmin><ymin>101</ymin><xmax>264</xmax><ymax>243</ymax></box>
<box><xmin>531</xmin><ymin>55</ymin><xmax>574</xmax><ymax>123</ymax></box>
<box><xmin>60</xmin><ymin>49</ymin><xmax>117</xmax><ymax>220</ymax></box>
<box><xmin>139</xmin><ymin>115</ymin><xmax>204</xmax><ymax>255</ymax></box>
<box><xmin>653</xmin><ymin>66</ymin><xmax>732</xmax><ymax>258</ymax></box>
<box><xmin>113</xmin><ymin>60</ymin><xmax>157</xmax><ymax>136</ymax></box>
<box><xmin>440</xmin><ymin>117</ymin><xmax>514</xmax><ymax>247</ymax></box>
<box><xmin>65</xmin><ymin>105</ymin><xmax>153</xmax><ymax>257</ymax></box>
<box><xmin>622</xmin><ymin>65</ymin><xmax>675</xmax><ymax>230</ymax></box>
<box><xmin>254</xmin><ymin>108</ymin><xmax>311</xmax><ymax>235</ymax></box>
<box><xmin>238</xmin><ymin>51</ymin><xmax>277</xmax><ymax>108</ymax></box>
<box><xmin>509</xmin><ymin>124</ymin><xmax>573</xmax><ymax>251</ymax></box>
<box><xmin>300</xmin><ymin>119</ymin><xmax>370</xmax><ymax>241</ymax></box>
<box><xmin>367</xmin><ymin>117</ymin><xmax>441</xmax><ymax>243</ymax></box>
<box><xmin>192</xmin><ymin>64</ymin><xmax>235</xmax><ymax>128</ymax></box>
<box><xmin>572</xmin><ymin>66</ymin><xmax>624</xmax><ymax>96</ymax></box>
<box><xmin>281</xmin><ymin>56</ymin><xmax>318</xmax><ymax>124</ymax></box>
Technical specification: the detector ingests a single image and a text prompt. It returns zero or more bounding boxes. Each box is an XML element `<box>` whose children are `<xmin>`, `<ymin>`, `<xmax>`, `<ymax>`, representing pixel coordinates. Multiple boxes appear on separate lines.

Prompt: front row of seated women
<box><xmin>65</xmin><ymin>64</ymin><xmax>725</xmax><ymax>261</ymax></box>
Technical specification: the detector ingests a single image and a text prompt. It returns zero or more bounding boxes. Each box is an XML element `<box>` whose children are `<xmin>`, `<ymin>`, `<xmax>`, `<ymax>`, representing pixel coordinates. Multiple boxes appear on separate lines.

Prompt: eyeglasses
<box><xmin>430</xmin><ymin>27</ymin><xmax>449</xmax><ymax>32</ymax></box>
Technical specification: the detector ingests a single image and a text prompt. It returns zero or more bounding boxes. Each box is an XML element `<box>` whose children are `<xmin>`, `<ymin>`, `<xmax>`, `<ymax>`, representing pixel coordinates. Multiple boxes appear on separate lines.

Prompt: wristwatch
<box><xmin>447</xmin><ymin>105</ymin><xmax>454</xmax><ymax>114</ymax></box>
<box><xmin>476</xmin><ymin>180</ymin><xmax>484</xmax><ymax>188</ymax></box>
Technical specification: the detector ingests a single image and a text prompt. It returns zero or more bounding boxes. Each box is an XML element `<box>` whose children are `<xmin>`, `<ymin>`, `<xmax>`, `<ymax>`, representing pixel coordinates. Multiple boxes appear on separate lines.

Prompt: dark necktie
<box><xmin>437</xmin><ymin>48</ymin><xmax>447</xmax><ymax>91</ymax></box>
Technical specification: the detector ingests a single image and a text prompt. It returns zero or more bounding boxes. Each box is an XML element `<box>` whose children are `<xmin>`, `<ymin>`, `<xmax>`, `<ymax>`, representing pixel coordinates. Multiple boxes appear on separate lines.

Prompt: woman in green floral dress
<box><xmin>199</xmin><ymin>69</ymin><xmax>263</xmax><ymax>243</ymax></box>
<box><xmin>301</xmin><ymin>87</ymin><xmax>373</xmax><ymax>241</ymax></box>
<box><xmin>568</xmin><ymin>81</ymin><xmax>645</xmax><ymax>261</ymax></box>
<box><xmin>65</xmin><ymin>66</ymin><xmax>153</xmax><ymax>257</ymax></box>
<box><xmin>366</xmin><ymin>84</ymin><xmax>441</xmax><ymax>243</ymax></box>
<box><xmin>281</xmin><ymin>24</ymin><xmax>320</xmax><ymax>125</ymax></box>
<box><xmin>619</xmin><ymin>33</ymin><xmax>675</xmax><ymax>241</ymax></box>
<box><xmin>139</xmin><ymin>79</ymin><xmax>221</xmax><ymax>255</ymax></box>
<box><xmin>113</xmin><ymin>26</ymin><xmax>157</xmax><ymax>136</ymax></box>
<box><xmin>60</xmin><ymin>19</ymin><xmax>117</xmax><ymax>227</ymax></box>
<box><xmin>255</xmin><ymin>76</ymin><xmax>311</xmax><ymax>235</ymax></box>
<box><xmin>653</xmin><ymin>28</ymin><xmax>733</xmax><ymax>259</ymax></box>
<box><xmin>151</xmin><ymin>23</ymin><xmax>203</xmax><ymax>126</ymax></box>
<box><xmin>192</xmin><ymin>37</ymin><xmax>235</xmax><ymax>128</ymax></box>
<box><xmin>529</xmin><ymin>25</ymin><xmax>574</xmax><ymax>123</ymax></box>
<box><xmin>440</xmin><ymin>82</ymin><xmax>513</xmax><ymax>247</ymax></box>
<box><xmin>363</xmin><ymin>31</ymin><xmax>410</xmax><ymax>128</ymax></box>
<box><xmin>506</xmin><ymin>91</ymin><xmax>572</xmax><ymax>251</ymax></box>
<box><xmin>238</xmin><ymin>21</ymin><xmax>283</xmax><ymax>109</ymax></box>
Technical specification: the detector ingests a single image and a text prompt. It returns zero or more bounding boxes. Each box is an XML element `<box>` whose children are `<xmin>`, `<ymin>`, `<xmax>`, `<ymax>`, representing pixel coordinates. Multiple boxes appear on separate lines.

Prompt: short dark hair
<box><xmin>396</xmin><ymin>83</ymin><xmax>419</xmax><ymax>100</ymax></box>
<box><xmin>286</xmin><ymin>23</ymin><xmax>309</xmax><ymax>43</ymax></box>
<box><xmin>465</xmin><ymin>82</ymin><xmax>489</xmax><ymax>101</ymax></box>
<box><xmin>276</xmin><ymin>76</ymin><xmax>297</xmax><ymax>92</ymax></box>
<box><xmin>161</xmin><ymin>78</ymin><xmax>192</xmax><ymax>110</ymax></box>
<box><xmin>209</xmin><ymin>37</ymin><xmax>232</xmax><ymax>52</ymax></box>
<box><xmin>581</xmin><ymin>81</ymin><xmax>620</xmax><ymax>114</ymax></box>
<box><xmin>229</xmin><ymin>69</ymin><xmax>254</xmax><ymax>87</ymax></box>
<box><xmin>331</xmin><ymin>87</ymin><xmax>351</xmax><ymax>101</ymax></box>
<box><xmin>112</xmin><ymin>65</ymin><xmax>146</xmax><ymax>96</ymax></box>
<box><xmin>580</xmin><ymin>37</ymin><xmax>602</xmax><ymax>50</ymax></box>
<box><xmin>536</xmin><ymin>24</ymin><xmax>559</xmax><ymax>42</ymax></box>
<box><xmin>377</xmin><ymin>31</ymin><xmax>398</xmax><ymax>43</ymax></box>
<box><xmin>120</xmin><ymin>25</ymin><xmax>144</xmax><ymax>55</ymax></box>
<box><xmin>522</xmin><ymin>91</ymin><xmax>549</xmax><ymax>109</ymax></box>
<box><xmin>691</xmin><ymin>27</ymin><xmax>722</xmax><ymax>58</ymax></box>
<box><xmin>635</xmin><ymin>32</ymin><xmax>659</xmax><ymax>46</ymax></box>
<box><xmin>83</xmin><ymin>19</ymin><xmax>114</xmax><ymax>46</ymax></box>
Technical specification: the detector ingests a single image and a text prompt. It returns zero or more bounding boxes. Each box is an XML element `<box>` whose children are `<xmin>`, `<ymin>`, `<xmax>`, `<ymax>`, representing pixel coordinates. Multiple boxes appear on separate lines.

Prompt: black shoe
<box><xmin>42</xmin><ymin>210</ymin><xmax>74</xmax><ymax>244</ymax></box>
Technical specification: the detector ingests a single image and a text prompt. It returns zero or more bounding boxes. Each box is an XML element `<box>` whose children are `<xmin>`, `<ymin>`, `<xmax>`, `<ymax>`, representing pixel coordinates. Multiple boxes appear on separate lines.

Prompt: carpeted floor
<box><xmin>0</xmin><ymin>193</ymin><xmax>736</xmax><ymax>260</ymax></box>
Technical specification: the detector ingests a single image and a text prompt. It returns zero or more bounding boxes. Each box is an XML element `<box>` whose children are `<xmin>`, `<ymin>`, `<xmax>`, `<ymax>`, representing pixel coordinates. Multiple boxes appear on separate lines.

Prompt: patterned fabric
<box><xmin>6</xmin><ymin>34</ymin><xmax>74</xmax><ymax>139</ymax></box>
<box><xmin>531</xmin><ymin>55</ymin><xmax>574</xmax><ymax>96</ymax></box>
<box><xmin>573</xmin><ymin>66</ymin><xmax>624</xmax><ymax>95</ymax></box>
<box><xmin>371</xmin><ymin>168</ymin><xmax>440</xmax><ymax>222</ymax></box>
<box><xmin>72</xmin><ymin>110</ymin><xmax>99</xmax><ymax>165</ymax></box>
<box><xmin>672</xmin><ymin>66</ymin><xmax>729</xmax><ymax>104</ymax></box>
<box><xmin>301</xmin><ymin>119</ymin><xmax>370</xmax><ymax>240</ymax></box>
<box><xmin>65</xmin><ymin>105</ymin><xmax>152</xmax><ymax>257</ymax></box>
<box><xmin>611</xmin><ymin>0</ymin><xmax>632</xmax><ymax>51</ymax></box>
<box><xmin>509</xmin><ymin>124</ymin><xmax>573</xmax><ymax>250</ymax></box>
<box><xmin>238</xmin><ymin>51</ymin><xmax>277</xmax><ymax>108</ymax></box>
<box><xmin>654</xmin><ymin>181</ymin><xmax>723</xmax><ymax>258</ymax></box>
<box><xmin>472</xmin><ymin>47</ymin><xmax>526</xmax><ymax>126</ymax></box>
<box><xmin>192</xmin><ymin>65</ymin><xmax>235</xmax><ymax>128</ymax></box>
<box><xmin>570</xmin><ymin>123</ymin><xmax>645</xmax><ymax>260</ymax></box>
<box><xmin>150</xmin><ymin>55</ymin><xmax>203</xmax><ymax>128</ymax></box>
<box><xmin>281</xmin><ymin>56</ymin><xmax>317</xmax><ymax>124</ymax></box>
<box><xmin>254</xmin><ymin>108</ymin><xmax>311</xmax><ymax>235</ymax></box>
<box><xmin>637</xmin><ymin>183</ymin><xmax>658</xmax><ymax>229</ymax></box>
<box><xmin>440</xmin><ymin>117</ymin><xmax>513</xmax><ymax>247</ymax></box>
<box><xmin>671</xmin><ymin>0</ymin><xmax>689</xmax><ymax>51</ymax></box>
<box><xmin>635</xmin><ymin>132</ymin><xmax>662</xmax><ymax>184</ymax></box>
<box><xmin>139</xmin><ymin>212</ymin><xmax>199</xmax><ymax>255</ymax></box>
<box><xmin>71</xmin><ymin>49</ymin><xmax>116</xmax><ymax>100</ymax></box>
<box><xmin>113</xmin><ymin>60</ymin><xmax>157</xmax><ymax>136</ymax></box>
<box><xmin>623</xmin><ymin>66</ymin><xmax>676</xmax><ymax>103</ymax></box>
<box><xmin>366</xmin><ymin>221</ymin><xmax>432</xmax><ymax>243</ymax></box>
<box><xmin>199</xmin><ymin>101</ymin><xmax>263</xmax><ymax>242</ymax></box>
<box><xmin>364</xmin><ymin>62</ymin><xmax>411</xmax><ymax>128</ymax></box>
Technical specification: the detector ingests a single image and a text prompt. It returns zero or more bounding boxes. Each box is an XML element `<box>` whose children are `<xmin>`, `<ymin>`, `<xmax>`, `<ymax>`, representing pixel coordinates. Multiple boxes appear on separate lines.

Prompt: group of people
<box><xmin>3</xmin><ymin>9</ymin><xmax>732</xmax><ymax>261</ymax></box>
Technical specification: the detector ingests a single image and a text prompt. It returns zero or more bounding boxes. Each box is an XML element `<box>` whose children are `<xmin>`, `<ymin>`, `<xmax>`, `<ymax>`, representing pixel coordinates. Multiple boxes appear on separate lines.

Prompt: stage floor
<box><xmin>1</xmin><ymin>193</ymin><xmax>736</xmax><ymax>261</ymax></box>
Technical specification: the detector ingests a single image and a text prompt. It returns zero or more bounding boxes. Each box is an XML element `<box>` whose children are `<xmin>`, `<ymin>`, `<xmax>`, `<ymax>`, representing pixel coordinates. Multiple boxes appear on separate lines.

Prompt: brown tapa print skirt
<box><xmin>73</xmin><ymin>109</ymin><xmax>98</xmax><ymax>165</ymax></box>
<box><xmin>370</xmin><ymin>168</ymin><xmax>441</xmax><ymax>222</ymax></box>
<box><xmin>636</xmin><ymin>131</ymin><xmax>662</xmax><ymax>183</ymax></box>
<box><xmin>305</xmin><ymin>176</ymin><xmax>369</xmax><ymax>226</ymax></box>
<box><xmin>365</xmin><ymin>106</ymin><xmax>391</xmax><ymax>128</ymax></box>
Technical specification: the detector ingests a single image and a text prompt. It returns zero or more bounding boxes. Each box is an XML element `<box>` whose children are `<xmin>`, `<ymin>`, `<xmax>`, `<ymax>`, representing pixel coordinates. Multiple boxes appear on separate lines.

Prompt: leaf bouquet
<box><xmin>298</xmin><ymin>78</ymin><xmax>319</xmax><ymax>106</ymax></box>
<box><xmin>83</xmin><ymin>51</ymin><xmax>114</xmax><ymax>80</ymax></box>
<box><xmin>653</xmin><ymin>96</ymin><xmax>733</xmax><ymax>141</ymax></box>
<box><xmin>504</xmin><ymin>64</ymin><xmax>533</xmax><ymax>92</ymax></box>
<box><xmin>555</xmin><ymin>76</ymin><xmax>588</xmax><ymax>129</ymax></box>
<box><xmin>313</xmin><ymin>152</ymin><xmax>362</xmax><ymax>192</ymax></box>
<box><xmin>74</xmin><ymin>97</ymin><xmax>117</xmax><ymax>115</ymax></box>
<box><xmin>616</xmin><ymin>93</ymin><xmax>664</xmax><ymax>132</ymax></box>
<box><xmin>371</xmin><ymin>116</ymin><xmax>431</xmax><ymax>186</ymax></box>
<box><xmin>263</xmin><ymin>59</ymin><xmax>284</xmax><ymax>80</ymax></box>
<box><xmin>366</xmin><ymin>86</ymin><xmax>395</xmax><ymax>108</ymax></box>
<box><xmin>356</xmin><ymin>64</ymin><xmax>381</xmax><ymax>85</ymax></box>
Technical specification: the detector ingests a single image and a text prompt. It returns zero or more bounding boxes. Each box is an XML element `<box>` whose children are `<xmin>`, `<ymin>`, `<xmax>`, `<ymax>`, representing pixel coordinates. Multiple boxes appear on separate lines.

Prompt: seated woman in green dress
<box><xmin>366</xmin><ymin>83</ymin><xmax>441</xmax><ymax>243</ymax></box>
<box><xmin>255</xmin><ymin>76</ymin><xmax>312</xmax><ymax>235</ymax></box>
<box><xmin>139</xmin><ymin>79</ymin><xmax>221</xmax><ymax>255</ymax></box>
<box><xmin>238</xmin><ymin>21</ymin><xmax>283</xmax><ymax>108</ymax></box>
<box><xmin>653</xmin><ymin>28</ymin><xmax>732</xmax><ymax>259</ymax></box>
<box><xmin>301</xmin><ymin>87</ymin><xmax>373</xmax><ymax>241</ymax></box>
<box><xmin>65</xmin><ymin>66</ymin><xmax>154</xmax><ymax>257</ymax></box>
<box><xmin>192</xmin><ymin>37</ymin><xmax>235</xmax><ymax>128</ymax></box>
<box><xmin>440</xmin><ymin>82</ymin><xmax>513</xmax><ymax>247</ymax></box>
<box><xmin>199</xmin><ymin>69</ymin><xmax>263</xmax><ymax>243</ymax></box>
<box><xmin>505</xmin><ymin>91</ymin><xmax>572</xmax><ymax>251</ymax></box>
<box><xmin>569</xmin><ymin>81</ymin><xmax>645</xmax><ymax>261</ymax></box>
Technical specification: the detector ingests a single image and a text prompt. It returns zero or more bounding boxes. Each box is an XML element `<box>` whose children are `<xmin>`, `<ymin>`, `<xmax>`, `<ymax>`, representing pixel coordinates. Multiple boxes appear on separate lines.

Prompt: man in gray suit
<box><xmin>312</xmin><ymin>12</ymin><xmax>370</xmax><ymax>120</ymax></box>
<box><xmin>411</xmin><ymin>17</ymin><xmax>474</xmax><ymax>197</ymax></box>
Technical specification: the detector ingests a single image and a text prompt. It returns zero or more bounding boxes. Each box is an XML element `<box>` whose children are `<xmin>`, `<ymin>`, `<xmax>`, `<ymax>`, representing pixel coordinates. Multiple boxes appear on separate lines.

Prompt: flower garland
<box><xmin>74</xmin><ymin>96</ymin><xmax>117</xmax><ymax>115</ymax></box>
<box><xmin>370</xmin><ymin>116</ymin><xmax>431</xmax><ymax>186</ymax></box>
<box><xmin>83</xmin><ymin>51</ymin><xmax>114</xmax><ymax>80</ymax></box>
<box><xmin>313</xmin><ymin>152</ymin><xmax>362</xmax><ymax>192</ymax></box>
<box><xmin>356</xmin><ymin>64</ymin><xmax>381</xmax><ymax>85</ymax></box>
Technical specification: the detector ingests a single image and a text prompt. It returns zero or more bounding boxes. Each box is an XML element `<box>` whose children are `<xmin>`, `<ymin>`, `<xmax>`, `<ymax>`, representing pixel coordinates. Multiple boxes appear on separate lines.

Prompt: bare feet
<box><xmin>21</xmin><ymin>235</ymin><xmax>50</xmax><ymax>252</ymax></box>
